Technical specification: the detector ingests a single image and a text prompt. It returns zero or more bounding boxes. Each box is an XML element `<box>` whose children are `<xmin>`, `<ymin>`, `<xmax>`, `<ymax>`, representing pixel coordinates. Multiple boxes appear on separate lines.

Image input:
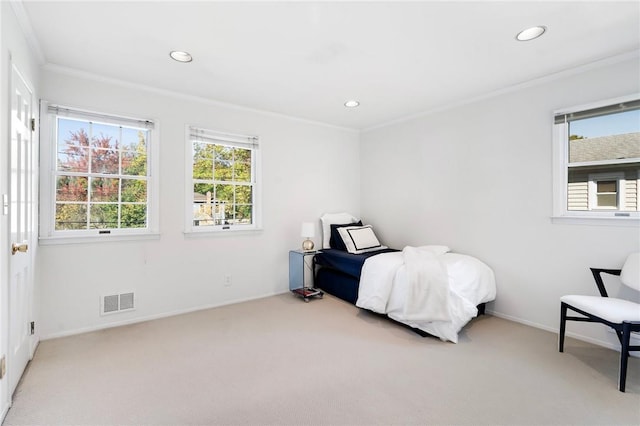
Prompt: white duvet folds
<box><xmin>355</xmin><ymin>246</ymin><xmax>496</xmax><ymax>343</ymax></box>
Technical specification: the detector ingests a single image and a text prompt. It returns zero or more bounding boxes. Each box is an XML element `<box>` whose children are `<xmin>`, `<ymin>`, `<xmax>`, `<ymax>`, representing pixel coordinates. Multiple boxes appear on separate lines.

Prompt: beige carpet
<box><xmin>3</xmin><ymin>293</ymin><xmax>640</xmax><ymax>426</ymax></box>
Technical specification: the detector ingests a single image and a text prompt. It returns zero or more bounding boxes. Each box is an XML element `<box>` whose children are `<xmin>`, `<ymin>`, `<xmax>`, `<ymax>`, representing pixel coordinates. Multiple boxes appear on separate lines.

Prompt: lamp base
<box><xmin>302</xmin><ymin>239</ymin><xmax>314</xmax><ymax>251</ymax></box>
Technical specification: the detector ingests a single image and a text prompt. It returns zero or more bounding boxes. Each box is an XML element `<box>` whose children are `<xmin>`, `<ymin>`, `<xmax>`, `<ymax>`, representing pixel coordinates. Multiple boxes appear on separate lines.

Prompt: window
<box><xmin>588</xmin><ymin>172</ymin><xmax>624</xmax><ymax>210</ymax></box>
<box><xmin>186</xmin><ymin>126</ymin><xmax>260</xmax><ymax>233</ymax></box>
<box><xmin>40</xmin><ymin>104</ymin><xmax>158</xmax><ymax>242</ymax></box>
<box><xmin>553</xmin><ymin>95</ymin><xmax>640</xmax><ymax>223</ymax></box>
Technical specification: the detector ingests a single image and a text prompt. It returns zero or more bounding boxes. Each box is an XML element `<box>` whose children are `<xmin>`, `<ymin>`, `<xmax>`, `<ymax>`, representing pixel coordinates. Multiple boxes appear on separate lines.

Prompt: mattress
<box><xmin>314</xmin><ymin>248</ymin><xmax>398</xmax><ymax>279</ymax></box>
<box><xmin>313</xmin><ymin>248</ymin><xmax>397</xmax><ymax>304</ymax></box>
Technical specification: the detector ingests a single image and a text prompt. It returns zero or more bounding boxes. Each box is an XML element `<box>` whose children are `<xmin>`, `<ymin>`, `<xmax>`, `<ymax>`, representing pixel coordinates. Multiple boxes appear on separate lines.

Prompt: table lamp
<box><xmin>301</xmin><ymin>222</ymin><xmax>315</xmax><ymax>251</ymax></box>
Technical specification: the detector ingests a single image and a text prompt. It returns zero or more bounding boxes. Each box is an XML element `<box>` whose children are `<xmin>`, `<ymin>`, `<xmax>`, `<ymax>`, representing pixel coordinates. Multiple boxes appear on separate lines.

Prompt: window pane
<box><xmin>215</xmin><ymin>184</ymin><xmax>234</xmax><ymax>203</ymax></box>
<box><xmin>121</xmin><ymin>179</ymin><xmax>146</xmax><ymax>202</ymax></box>
<box><xmin>57</xmin><ymin>124</ymin><xmax>90</xmax><ymax>172</ymax></box>
<box><xmin>56</xmin><ymin>176</ymin><xmax>88</xmax><ymax>202</ymax></box>
<box><xmin>193</xmin><ymin>203</ymin><xmax>212</xmax><ymax>227</ymax></box>
<box><xmin>233</xmin><ymin>204</ymin><xmax>252</xmax><ymax>224</ymax></box>
<box><xmin>57</xmin><ymin>147</ymin><xmax>89</xmax><ymax>172</ymax></box>
<box><xmin>214</xmin><ymin>160</ymin><xmax>232</xmax><ymax>181</ymax></box>
<box><xmin>193</xmin><ymin>204</ymin><xmax>213</xmax><ymax>227</ymax></box>
<box><xmin>91</xmin><ymin>177</ymin><xmax>119</xmax><ymax>202</ymax></box>
<box><xmin>194</xmin><ymin>183</ymin><xmax>214</xmax><ymax>202</ymax></box>
<box><xmin>121</xmin><ymin>204</ymin><xmax>146</xmax><ymax>228</ymax></box>
<box><xmin>91</xmin><ymin>123</ymin><xmax>120</xmax><ymax>149</ymax></box>
<box><xmin>597</xmin><ymin>194</ymin><xmax>617</xmax><ymax>207</ymax></box>
<box><xmin>89</xmin><ymin>204</ymin><xmax>118</xmax><ymax>228</ymax></box>
<box><xmin>122</xmin><ymin>127</ymin><xmax>147</xmax><ymax>151</ymax></box>
<box><xmin>91</xmin><ymin>148</ymin><xmax>120</xmax><ymax>174</ymax></box>
<box><xmin>55</xmin><ymin>204</ymin><xmax>87</xmax><ymax>230</ymax></box>
<box><xmin>214</xmin><ymin>146</ymin><xmax>233</xmax><ymax>181</ymax></box>
<box><xmin>235</xmin><ymin>185</ymin><xmax>252</xmax><ymax>204</ymax></box>
<box><xmin>568</xmin><ymin>110</ymin><xmax>640</xmax><ymax>163</ymax></box>
<box><xmin>234</xmin><ymin>154</ymin><xmax>252</xmax><ymax>182</ymax></box>
<box><xmin>193</xmin><ymin>142</ymin><xmax>213</xmax><ymax>180</ymax></box>
<box><xmin>58</xmin><ymin>118</ymin><xmax>90</xmax><ymax>146</ymax></box>
<box><xmin>596</xmin><ymin>180</ymin><xmax>617</xmax><ymax>193</ymax></box>
<box><xmin>122</xmin><ymin>151</ymin><xmax>147</xmax><ymax>176</ymax></box>
<box><xmin>192</xmin><ymin>202</ymin><xmax>227</xmax><ymax>227</ymax></box>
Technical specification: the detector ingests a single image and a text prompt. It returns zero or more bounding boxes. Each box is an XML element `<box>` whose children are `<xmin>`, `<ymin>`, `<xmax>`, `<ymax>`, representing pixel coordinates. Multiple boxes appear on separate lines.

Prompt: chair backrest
<box><xmin>620</xmin><ymin>252</ymin><xmax>640</xmax><ymax>291</ymax></box>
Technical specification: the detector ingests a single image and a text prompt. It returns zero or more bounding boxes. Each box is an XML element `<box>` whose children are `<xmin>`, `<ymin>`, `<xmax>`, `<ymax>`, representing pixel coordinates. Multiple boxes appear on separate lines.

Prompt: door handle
<box><xmin>11</xmin><ymin>242</ymin><xmax>28</xmax><ymax>255</ymax></box>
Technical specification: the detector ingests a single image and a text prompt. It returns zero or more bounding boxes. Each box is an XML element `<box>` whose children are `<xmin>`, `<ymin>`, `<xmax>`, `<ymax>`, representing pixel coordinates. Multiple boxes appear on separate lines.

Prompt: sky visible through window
<box><xmin>570</xmin><ymin>110</ymin><xmax>640</xmax><ymax>138</ymax></box>
<box><xmin>58</xmin><ymin>118</ymin><xmax>144</xmax><ymax>150</ymax></box>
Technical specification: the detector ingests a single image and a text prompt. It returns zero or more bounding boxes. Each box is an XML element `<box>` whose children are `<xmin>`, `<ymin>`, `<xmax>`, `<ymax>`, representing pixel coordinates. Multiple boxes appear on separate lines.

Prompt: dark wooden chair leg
<box><xmin>619</xmin><ymin>322</ymin><xmax>631</xmax><ymax>392</ymax></box>
<box><xmin>559</xmin><ymin>302</ymin><xmax>567</xmax><ymax>353</ymax></box>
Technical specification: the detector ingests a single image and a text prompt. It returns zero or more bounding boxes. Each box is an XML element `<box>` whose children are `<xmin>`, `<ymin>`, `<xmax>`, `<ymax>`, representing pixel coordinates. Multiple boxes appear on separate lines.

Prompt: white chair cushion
<box><xmin>561</xmin><ymin>295</ymin><xmax>640</xmax><ymax>323</ymax></box>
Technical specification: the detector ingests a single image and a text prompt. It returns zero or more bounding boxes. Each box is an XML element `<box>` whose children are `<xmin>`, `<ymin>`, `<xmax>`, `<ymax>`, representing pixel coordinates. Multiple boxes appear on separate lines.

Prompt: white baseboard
<box><xmin>1</xmin><ymin>401</ymin><xmax>10</xmax><ymax>425</ymax></box>
<box><xmin>488</xmin><ymin>309</ymin><xmax>640</xmax><ymax>356</ymax></box>
<box><xmin>40</xmin><ymin>290</ymin><xmax>288</xmax><ymax>341</ymax></box>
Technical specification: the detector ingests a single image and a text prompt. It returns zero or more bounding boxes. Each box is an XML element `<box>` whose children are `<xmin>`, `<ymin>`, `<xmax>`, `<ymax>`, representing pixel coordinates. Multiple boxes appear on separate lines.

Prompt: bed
<box><xmin>313</xmin><ymin>212</ymin><xmax>497</xmax><ymax>343</ymax></box>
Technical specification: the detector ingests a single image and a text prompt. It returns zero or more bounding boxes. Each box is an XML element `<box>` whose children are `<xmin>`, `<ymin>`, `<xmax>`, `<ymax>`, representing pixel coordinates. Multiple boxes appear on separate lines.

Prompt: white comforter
<box><xmin>355</xmin><ymin>246</ymin><xmax>496</xmax><ymax>343</ymax></box>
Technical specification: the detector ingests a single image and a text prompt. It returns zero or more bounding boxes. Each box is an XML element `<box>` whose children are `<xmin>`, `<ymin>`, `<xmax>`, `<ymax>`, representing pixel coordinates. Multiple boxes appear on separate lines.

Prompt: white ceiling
<box><xmin>18</xmin><ymin>1</ymin><xmax>640</xmax><ymax>130</ymax></box>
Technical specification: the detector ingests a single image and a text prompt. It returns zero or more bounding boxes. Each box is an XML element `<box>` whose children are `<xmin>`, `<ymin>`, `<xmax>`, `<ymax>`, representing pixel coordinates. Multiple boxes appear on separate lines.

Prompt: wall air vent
<box><xmin>101</xmin><ymin>292</ymin><xmax>135</xmax><ymax>315</ymax></box>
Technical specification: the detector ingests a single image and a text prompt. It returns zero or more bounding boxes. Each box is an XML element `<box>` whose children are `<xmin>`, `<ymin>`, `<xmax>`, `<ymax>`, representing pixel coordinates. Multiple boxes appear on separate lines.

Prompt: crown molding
<box><xmin>363</xmin><ymin>49</ymin><xmax>640</xmax><ymax>133</ymax></box>
<box><xmin>42</xmin><ymin>63</ymin><xmax>359</xmax><ymax>134</ymax></box>
<box><xmin>9</xmin><ymin>0</ymin><xmax>46</xmax><ymax>65</ymax></box>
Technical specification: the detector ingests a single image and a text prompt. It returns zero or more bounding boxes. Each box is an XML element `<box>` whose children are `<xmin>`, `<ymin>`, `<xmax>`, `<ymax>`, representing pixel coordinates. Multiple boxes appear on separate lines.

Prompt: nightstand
<box><xmin>289</xmin><ymin>249</ymin><xmax>324</xmax><ymax>302</ymax></box>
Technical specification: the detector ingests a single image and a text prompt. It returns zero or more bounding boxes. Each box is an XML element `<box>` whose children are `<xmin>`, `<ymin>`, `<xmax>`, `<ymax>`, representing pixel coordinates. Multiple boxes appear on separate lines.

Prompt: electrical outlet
<box><xmin>224</xmin><ymin>274</ymin><xmax>232</xmax><ymax>287</ymax></box>
<box><xmin>0</xmin><ymin>355</ymin><xmax>6</xmax><ymax>380</ymax></box>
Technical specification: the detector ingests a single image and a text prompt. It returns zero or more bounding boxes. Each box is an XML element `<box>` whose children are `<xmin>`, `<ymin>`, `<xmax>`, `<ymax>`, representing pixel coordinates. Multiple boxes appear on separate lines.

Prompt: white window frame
<box><xmin>184</xmin><ymin>125</ymin><xmax>262</xmax><ymax>236</ymax></box>
<box><xmin>552</xmin><ymin>94</ymin><xmax>640</xmax><ymax>226</ymax></box>
<box><xmin>39</xmin><ymin>102</ymin><xmax>160</xmax><ymax>244</ymax></box>
<box><xmin>588</xmin><ymin>172</ymin><xmax>624</xmax><ymax>211</ymax></box>
<box><xmin>637</xmin><ymin>173</ymin><xmax>640</xmax><ymax>212</ymax></box>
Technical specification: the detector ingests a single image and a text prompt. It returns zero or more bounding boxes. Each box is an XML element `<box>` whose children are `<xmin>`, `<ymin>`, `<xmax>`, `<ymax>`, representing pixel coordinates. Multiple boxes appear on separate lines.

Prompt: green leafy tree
<box><xmin>56</xmin><ymin>126</ymin><xmax>148</xmax><ymax>230</ymax></box>
<box><xmin>192</xmin><ymin>143</ymin><xmax>253</xmax><ymax>225</ymax></box>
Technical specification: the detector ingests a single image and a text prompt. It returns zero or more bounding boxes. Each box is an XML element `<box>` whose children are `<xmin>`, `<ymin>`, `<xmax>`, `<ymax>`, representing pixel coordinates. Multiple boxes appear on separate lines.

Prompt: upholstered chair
<box><xmin>559</xmin><ymin>253</ymin><xmax>640</xmax><ymax>392</ymax></box>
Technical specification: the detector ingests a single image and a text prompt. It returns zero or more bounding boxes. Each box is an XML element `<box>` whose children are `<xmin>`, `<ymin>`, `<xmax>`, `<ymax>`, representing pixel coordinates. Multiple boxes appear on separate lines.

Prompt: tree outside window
<box><xmin>55</xmin><ymin>118</ymin><xmax>149</xmax><ymax>230</ymax></box>
<box><xmin>188</xmin><ymin>127</ymin><xmax>259</xmax><ymax>232</ymax></box>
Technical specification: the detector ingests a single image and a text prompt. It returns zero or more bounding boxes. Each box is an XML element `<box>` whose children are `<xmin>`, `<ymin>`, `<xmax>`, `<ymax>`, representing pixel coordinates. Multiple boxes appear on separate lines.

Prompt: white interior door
<box><xmin>8</xmin><ymin>64</ymin><xmax>35</xmax><ymax>396</ymax></box>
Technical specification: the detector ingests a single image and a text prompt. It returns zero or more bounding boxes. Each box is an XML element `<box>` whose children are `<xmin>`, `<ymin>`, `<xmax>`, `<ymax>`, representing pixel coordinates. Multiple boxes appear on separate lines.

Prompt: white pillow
<box><xmin>337</xmin><ymin>225</ymin><xmax>387</xmax><ymax>254</ymax></box>
<box><xmin>320</xmin><ymin>212</ymin><xmax>358</xmax><ymax>249</ymax></box>
<box><xmin>413</xmin><ymin>245</ymin><xmax>451</xmax><ymax>256</ymax></box>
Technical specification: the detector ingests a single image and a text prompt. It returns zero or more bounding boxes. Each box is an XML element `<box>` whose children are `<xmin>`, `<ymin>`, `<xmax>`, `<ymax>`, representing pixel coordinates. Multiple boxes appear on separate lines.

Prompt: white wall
<box><xmin>37</xmin><ymin>69</ymin><xmax>360</xmax><ymax>338</ymax></box>
<box><xmin>1</xmin><ymin>1</ymin><xmax>41</xmax><ymax>419</ymax></box>
<box><xmin>360</xmin><ymin>56</ymin><xmax>640</xmax><ymax>349</ymax></box>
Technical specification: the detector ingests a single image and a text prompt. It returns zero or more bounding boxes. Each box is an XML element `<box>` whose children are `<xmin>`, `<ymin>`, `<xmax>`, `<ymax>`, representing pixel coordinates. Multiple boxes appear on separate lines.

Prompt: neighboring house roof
<box><xmin>570</xmin><ymin>132</ymin><xmax>640</xmax><ymax>163</ymax></box>
<box><xmin>194</xmin><ymin>192</ymin><xmax>227</xmax><ymax>204</ymax></box>
<box><xmin>194</xmin><ymin>192</ymin><xmax>208</xmax><ymax>202</ymax></box>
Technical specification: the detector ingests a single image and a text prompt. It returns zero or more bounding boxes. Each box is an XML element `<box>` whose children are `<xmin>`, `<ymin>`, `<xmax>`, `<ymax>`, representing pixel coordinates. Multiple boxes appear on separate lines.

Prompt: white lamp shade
<box><xmin>301</xmin><ymin>222</ymin><xmax>315</xmax><ymax>238</ymax></box>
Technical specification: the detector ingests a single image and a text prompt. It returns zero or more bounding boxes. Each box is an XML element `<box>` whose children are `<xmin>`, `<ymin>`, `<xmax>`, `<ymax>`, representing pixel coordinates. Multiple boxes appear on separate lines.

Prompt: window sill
<box><xmin>183</xmin><ymin>228</ymin><xmax>264</xmax><ymax>238</ymax></box>
<box><xmin>551</xmin><ymin>216</ymin><xmax>640</xmax><ymax>227</ymax></box>
<box><xmin>39</xmin><ymin>233</ymin><xmax>161</xmax><ymax>245</ymax></box>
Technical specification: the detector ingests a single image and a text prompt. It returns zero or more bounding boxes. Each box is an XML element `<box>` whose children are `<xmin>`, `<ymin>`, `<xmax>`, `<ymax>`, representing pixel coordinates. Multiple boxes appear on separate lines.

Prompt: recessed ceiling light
<box><xmin>344</xmin><ymin>100</ymin><xmax>360</xmax><ymax>108</ymax></box>
<box><xmin>170</xmin><ymin>51</ymin><xmax>193</xmax><ymax>63</ymax></box>
<box><xmin>516</xmin><ymin>26</ymin><xmax>547</xmax><ymax>41</ymax></box>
